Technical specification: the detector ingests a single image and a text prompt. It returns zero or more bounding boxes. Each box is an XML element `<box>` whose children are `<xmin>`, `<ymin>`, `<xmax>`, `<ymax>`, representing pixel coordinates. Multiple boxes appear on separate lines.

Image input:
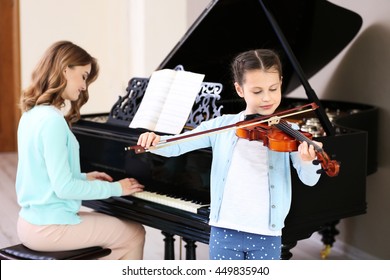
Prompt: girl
<box><xmin>16</xmin><ymin>41</ymin><xmax>145</xmax><ymax>259</ymax></box>
<box><xmin>137</xmin><ymin>49</ymin><xmax>322</xmax><ymax>260</ymax></box>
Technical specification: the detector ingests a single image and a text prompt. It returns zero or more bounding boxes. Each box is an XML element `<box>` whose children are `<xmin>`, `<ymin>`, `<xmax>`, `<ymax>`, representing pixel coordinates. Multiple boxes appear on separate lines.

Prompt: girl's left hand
<box><xmin>86</xmin><ymin>171</ymin><xmax>114</xmax><ymax>182</ymax></box>
<box><xmin>298</xmin><ymin>141</ymin><xmax>322</xmax><ymax>161</ymax></box>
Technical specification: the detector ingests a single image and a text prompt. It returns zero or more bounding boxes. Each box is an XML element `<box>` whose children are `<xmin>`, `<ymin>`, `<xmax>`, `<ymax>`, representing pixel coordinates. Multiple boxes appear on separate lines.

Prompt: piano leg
<box><xmin>281</xmin><ymin>241</ymin><xmax>297</xmax><ymax>260</ymax></box>
<box><xmin>317</xmin><ymin>220</ymin><xmax>340</xmax><ymax>259</ymax></box>
<box><xmin>162</xmin><ymin>231</ymin><xmax>175</xmax><ymax>260</ymax></box>
<box><xmin>183</xmin><ymin>238</ymin><xmax>197</xmax><ymax>260</ymax></box>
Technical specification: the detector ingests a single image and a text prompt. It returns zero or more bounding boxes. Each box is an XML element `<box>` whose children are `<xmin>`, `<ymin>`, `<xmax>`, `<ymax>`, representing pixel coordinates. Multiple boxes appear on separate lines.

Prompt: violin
<box><xmin>127</xmin><ymin>102</ymin><xmax>340</xmax><ymax>177</ymax></box>
<box><xmin>236</xmin><ymin>121</ymin><xmax>312</xmax><ymax>152</ymax></box>
<box><xmin>236</xmin><ymin>117</ymin><xmax>340</xmax><ymax>177</ymax></box>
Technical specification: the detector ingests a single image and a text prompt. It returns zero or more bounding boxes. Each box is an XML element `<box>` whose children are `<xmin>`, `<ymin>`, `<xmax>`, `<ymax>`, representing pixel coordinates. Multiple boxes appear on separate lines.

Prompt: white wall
<box><xmin>20</xmin><ymin>0</ymin><xmax>190</xmax><ymax>114</ymax></box>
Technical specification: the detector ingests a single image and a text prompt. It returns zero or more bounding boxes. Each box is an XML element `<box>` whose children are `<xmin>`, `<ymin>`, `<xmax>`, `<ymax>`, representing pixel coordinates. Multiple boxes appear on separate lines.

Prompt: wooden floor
<box><xmin>0</xmin><ymin>151</ymin><xmax>351</xmax><ymax>260</ymax></box>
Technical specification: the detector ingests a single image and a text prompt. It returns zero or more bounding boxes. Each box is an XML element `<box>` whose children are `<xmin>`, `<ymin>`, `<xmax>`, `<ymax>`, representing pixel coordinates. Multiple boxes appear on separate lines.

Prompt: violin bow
<box><xmin>127</xmin><ymin>102</ymin><xmax>319</xmax><ymax>153</ymax></box>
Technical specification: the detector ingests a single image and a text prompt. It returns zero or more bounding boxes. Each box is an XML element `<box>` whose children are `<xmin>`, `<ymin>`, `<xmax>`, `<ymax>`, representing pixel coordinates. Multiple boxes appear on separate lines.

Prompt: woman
<box><xmin>16</xmin><ymin>41</ymin><xmax>145</xmax><ymax>260</ymax></box>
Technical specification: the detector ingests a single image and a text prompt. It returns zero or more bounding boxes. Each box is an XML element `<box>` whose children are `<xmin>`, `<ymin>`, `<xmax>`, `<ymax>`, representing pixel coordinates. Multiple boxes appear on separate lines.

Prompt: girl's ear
<box><xmin>234</xmin><ymin>82</ymin><xmax>244</xmax><ymax>98</ymax></box>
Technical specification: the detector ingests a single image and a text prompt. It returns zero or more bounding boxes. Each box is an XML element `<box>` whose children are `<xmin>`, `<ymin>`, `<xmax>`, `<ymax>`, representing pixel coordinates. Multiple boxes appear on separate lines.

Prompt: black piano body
<box><xmin>73</xmin><ymin>0</ymin><xmax>378</xmax><ymax>259</ymax></box>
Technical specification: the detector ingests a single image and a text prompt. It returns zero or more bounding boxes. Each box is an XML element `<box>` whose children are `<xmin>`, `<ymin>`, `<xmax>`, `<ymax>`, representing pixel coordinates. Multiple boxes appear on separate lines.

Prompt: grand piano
<box><xmin>73</xmin><ymin>0</ymin><xmax>378</xmax><ymax>259</ymax></box>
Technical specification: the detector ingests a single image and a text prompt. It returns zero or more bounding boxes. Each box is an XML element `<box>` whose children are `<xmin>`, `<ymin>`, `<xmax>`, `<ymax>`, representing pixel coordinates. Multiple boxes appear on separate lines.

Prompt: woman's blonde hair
<box><xmin>20</xmin><ymin>41</ymin><xmax>99</xmax><ymax>126</ymax></box>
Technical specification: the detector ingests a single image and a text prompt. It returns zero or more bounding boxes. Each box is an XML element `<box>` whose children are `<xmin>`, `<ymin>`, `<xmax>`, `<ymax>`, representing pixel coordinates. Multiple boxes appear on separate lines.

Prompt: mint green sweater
<box><xmin>16</xmin><ymin>105</ymin><xmax>122</xmax><ymax>225</ymax></box>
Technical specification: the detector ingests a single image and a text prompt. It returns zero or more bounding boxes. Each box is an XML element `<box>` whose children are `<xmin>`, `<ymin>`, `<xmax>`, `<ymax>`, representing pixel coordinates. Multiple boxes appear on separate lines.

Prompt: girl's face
<box><xmin>62</xmin><ymin>64</ymin><xmax>91</xmax><ymax>101</ymax></box>
<box><xmin>234</xmin><ymin>69</ymin><xmax>282</xmax><ymax>116</ymax></box>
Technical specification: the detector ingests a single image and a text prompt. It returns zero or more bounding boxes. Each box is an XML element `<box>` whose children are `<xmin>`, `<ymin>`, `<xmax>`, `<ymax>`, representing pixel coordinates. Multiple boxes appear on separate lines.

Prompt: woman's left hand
<box><xmin>298</xmin><ymin>141</ymin><xmax>322</xmax><ymax>161</ymax></box>
<box><xmin>86</xmin><ymin>171</ymin><xmax>114</xmax><ymax>182</ymax></box>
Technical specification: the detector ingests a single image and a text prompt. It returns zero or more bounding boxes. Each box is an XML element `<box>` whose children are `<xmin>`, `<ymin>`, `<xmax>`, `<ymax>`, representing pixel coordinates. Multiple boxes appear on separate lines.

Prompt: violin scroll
<box><xmin>315</xmin><ymin>151</ymin><xmax>340</xmax><ymax>177</ymax></box>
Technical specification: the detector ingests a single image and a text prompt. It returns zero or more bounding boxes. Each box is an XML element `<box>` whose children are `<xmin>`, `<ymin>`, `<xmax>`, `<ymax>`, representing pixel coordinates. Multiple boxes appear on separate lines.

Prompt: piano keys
<box><xmin>131</xmin><ymin>190</ymin><xmax>209</xmax><ymax>214</ymax></box>
<box><xmin>74</xmin><ymin>0</ymin><xmax>378</xmax><ymax>259</ymax></box>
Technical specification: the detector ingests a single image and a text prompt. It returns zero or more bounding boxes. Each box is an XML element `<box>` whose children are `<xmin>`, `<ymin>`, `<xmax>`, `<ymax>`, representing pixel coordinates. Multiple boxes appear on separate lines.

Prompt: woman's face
<box><xmin>234</xmin><ymin>69</ymin><xmax>282</xmax><ymax>115</ymax></box>
<box><xmin>62</xmin><ymin>64</ymin><xmax>91</xmax><ymax>101</ymax></box>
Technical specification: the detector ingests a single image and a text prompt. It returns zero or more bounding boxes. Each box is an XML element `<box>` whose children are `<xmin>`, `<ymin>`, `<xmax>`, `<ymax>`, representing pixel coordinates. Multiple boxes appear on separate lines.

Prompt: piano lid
<box><xmin>157</xmin><ymin>0</ymin><xmax>362</xmax><ymax>101</ymax></box>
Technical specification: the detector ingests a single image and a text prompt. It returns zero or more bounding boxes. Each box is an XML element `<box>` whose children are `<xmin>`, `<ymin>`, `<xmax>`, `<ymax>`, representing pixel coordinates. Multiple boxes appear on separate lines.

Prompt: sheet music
<box><xmin>129</xmin><ymin>69</ymin><xmax>205</xmax><ymax>134</ymax></box>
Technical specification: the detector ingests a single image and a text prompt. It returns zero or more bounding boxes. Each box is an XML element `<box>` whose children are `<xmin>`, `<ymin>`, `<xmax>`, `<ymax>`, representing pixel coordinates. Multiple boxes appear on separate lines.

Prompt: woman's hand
<box><xmin>86</xmin><ymin>171</ymin><xmax>144</xmax><ymax>196</ymax></box>
<box><xmin>137</xmin><ymin>132</ymin><xmax>161</xmax><ymax>149</ymax></box>
<box><xmin>297</xmin><ymin>141</ymin><xmax>322</xmax><ymax>161</ymax></box>
<box><xmin>86</xmin><ymin>171</ymin><xmax>114</xmax><ymax>182</ymax></box>
<box><xmin>118</xmin><ymin>178</ymin><xmax>145</xmax><ymax>196</ymax></box>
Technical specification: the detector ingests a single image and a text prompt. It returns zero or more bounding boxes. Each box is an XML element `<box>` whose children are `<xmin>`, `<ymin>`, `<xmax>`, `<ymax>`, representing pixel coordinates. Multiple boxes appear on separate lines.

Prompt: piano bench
<box><xmin>0</xmin><ymin>244</ymin><xmax>111</xmax><ymax>260</ymax></box>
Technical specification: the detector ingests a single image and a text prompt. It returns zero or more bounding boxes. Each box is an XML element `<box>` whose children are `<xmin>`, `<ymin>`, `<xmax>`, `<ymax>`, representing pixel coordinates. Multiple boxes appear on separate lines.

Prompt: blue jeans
<box><xmin>209</xmin><ymin>226</ymin><xmax>281</xmax><ymax>260</ymax></box>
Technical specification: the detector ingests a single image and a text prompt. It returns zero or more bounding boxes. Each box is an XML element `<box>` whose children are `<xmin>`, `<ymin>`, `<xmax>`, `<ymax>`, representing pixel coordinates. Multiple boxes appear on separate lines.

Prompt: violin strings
<box><xmin>276</xmin><ymin>121</ymin><xmax>323</xmax><ymax>152</ymax></box>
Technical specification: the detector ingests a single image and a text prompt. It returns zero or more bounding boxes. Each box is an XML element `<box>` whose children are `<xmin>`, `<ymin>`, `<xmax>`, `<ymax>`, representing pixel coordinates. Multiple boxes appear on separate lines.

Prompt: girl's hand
<box><xmin>298</xmin><ymin>141</ymin><xmax>322</xmax><ymax>161</ymax></box>
<box><xmin>86</xmin><ymin>171</ymin><xmax>113</xmax><ymax>182</ymax></box>
<box><xmin>137</xmin><ymin>132</ymin><xmax>161</xmax><ymax>149</ymax></box>
<box><xmin>118</xmin><ymin>178</ymin><xmax>145</xmax><ymax>196</ymax></box>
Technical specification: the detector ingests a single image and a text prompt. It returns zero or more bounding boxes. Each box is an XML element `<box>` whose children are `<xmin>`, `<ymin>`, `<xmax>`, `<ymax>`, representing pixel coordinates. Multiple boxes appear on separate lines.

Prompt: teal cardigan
<box><xmin>16</xmin><ymin>105</ymin><xmax>122</xmax><ymax>225</ymax></box>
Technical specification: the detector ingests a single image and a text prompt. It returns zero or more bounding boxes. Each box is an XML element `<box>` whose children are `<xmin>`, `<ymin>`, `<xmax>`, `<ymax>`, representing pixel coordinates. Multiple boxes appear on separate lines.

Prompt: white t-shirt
<box><xmin>211</xmin><ymin>137</ymin><xmax>282</xmax><ymax>236</ymax></box>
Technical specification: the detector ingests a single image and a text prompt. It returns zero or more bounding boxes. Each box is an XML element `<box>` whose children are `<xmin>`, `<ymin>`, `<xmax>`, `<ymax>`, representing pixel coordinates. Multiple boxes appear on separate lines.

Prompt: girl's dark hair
<box><xmin>231</xmin><ymin>49</ymin><xmax>282</xmax><ymax>86</ymax></box>
<box><xmin>20</xmin><ymin>41</ymin><xmax>99</xmax><ymax>126</ymax></box>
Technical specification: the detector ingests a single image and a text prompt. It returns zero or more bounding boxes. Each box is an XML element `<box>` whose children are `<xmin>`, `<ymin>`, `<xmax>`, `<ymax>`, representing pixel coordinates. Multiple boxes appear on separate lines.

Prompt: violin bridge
<box><xmin>267</xmin><ymin>116</ymin><xmax>281</xmax><ymax>126</ymax></box>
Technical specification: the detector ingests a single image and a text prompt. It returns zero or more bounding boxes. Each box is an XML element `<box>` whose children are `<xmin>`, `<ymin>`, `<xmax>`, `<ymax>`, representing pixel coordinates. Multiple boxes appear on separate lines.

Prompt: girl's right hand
<box><xmin>118</xmin><ymin>178</ymin><xmax>144</xmax><ymax>196</ymax></box>
<box><xmin>137</xmin><ymin>132</ymin><xmax>161</xmax><ymax>149</ymax></box>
